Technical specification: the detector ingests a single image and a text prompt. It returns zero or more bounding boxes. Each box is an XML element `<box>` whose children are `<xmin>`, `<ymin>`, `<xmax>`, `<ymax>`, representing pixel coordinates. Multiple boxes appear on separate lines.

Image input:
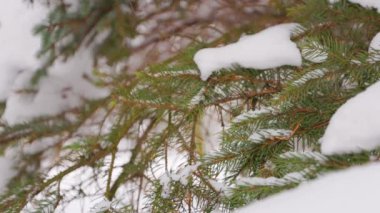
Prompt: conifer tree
<box><xmin>0</xmin><ymin>0</ymin><xmax>380</xmax><ymax>212</ymax></box>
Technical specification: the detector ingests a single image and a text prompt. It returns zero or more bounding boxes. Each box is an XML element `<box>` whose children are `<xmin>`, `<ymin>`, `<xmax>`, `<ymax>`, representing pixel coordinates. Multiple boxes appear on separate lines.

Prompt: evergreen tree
<box><xmin>0</xmin><ymin>0</ymin><xmax>379</xmax><ymax>212</ymax></box>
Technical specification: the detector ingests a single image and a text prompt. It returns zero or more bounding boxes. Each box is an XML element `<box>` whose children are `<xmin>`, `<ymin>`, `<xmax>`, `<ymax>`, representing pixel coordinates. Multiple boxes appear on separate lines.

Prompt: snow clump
<box><xmin>194</xmin><ymin>23</ymin><xmax>302</xmax><ymax>81</ymax></box>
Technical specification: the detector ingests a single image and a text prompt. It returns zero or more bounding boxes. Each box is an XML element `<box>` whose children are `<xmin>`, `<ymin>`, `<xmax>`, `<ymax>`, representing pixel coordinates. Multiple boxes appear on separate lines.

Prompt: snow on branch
<box><xmin>237</xmin><ymin>163</ymin><xmax>380</xmax><ymax>213</ymax></box>
<box><xmin>236</xmin><ymin>168</ymin><xmax>312</xmax><ymax>187</ymax></box>
<box><xmin>280</xmin><ymin>151</ymin><xmax>328</xmax><ymax>163</ymax></box>
<box><xmin>193</xmin><ymin>23</ymin><xmax>303</xmax><ymax>81</ymax></box>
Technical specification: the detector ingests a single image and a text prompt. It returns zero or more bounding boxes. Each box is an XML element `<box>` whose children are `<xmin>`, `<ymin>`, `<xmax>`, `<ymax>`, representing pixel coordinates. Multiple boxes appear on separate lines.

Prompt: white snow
<box><xmin>320</xmin><ymin>80</ymin><xmax>380</xmax><ymax>155</ymax></box>
<box><xmin>0</xmin><ymin>148</ymin><xmax>18</xmax><ymax>194</ymax></box>
<box><xmin>291</xmin><ymin>69</ymin><xmax>327</xmax><ymax>87</ymax></box>
<box><xmin>249</xmin><ymin>129</ymin><xmax>292</xmax><ymax>143</ymax></box>
<box><xmin>320</xmin><ymin>34</ymin><xmax>380</xmax><ymax>155</ymax></box>
<box><xmin>199</xmin><ymin>108</ymin><xmax>225</xmax><ymax>153</ymax></box>
<box><xmin>280</xmin><ymin>151</ymin><xmax>327</xmax><ymax>163</ymax></box>
<box><xmin>301</xmin><ymin>41</ymin><xmax>328</xmax><ymax>63</ymax></box>
<box><xmin>237</xmin><ymin>170</ymin><xmax>308</xmax><ymax>187</ymax></box>
<box><xmin>159</xmin><ymin>175</ymin><xmax>171</xmax><ymax>198</ymax></box>
<box><xmin>0</xmin><ymin>0</ymin><xmax>110</xmax><ymax>196</ymax></box>
<box><xmin>159</xmin><ymin>163</ymin><xmax>200</xmax><ymax>198</ymax></box>
<box><xmin>151</xmin><ymin>69</ymin><xmax>199</xmax><ymax>78</ymax></box>
<box><xmin>90</xmin><ymin>199</ymin><xmax>112</xmax><ymax>213</ymax></box>
<box><xmin>2</xmin><ymin>47</ymin><xmax>109</xmax><ymax>125</ymax></box>
<box><xmin>189</xmin><ymin>87</ymin><xmax>206</xmax><ymax>106</ymax></box>
<box><xmin>329</xmin><ymin>0</ymin><xmax>380</xmax><ymax>12</ymax></box>
<box><xmin>208</xmin><ymin>179</ymin><xmax>230</xmax><ymax>193</ymax></box>
<box><xmin>349</xmin><ymin>0</ymin><xmax>380</xmax><ymax>12</ymax></box>
<box><xmin>194</xmin><ymin>23</ymin><xmax>302</xmax><ymax>81</ymax></box>
<box><xmin>0</xmin><ymin>1</ymin><xmax>47</xmax><ymax>193</ymax></box>
<box><xmin>171</xmin><ymin>163</ymin><xmax>199</xmax><ymax>185</ymax></box>
<box><xmin>237</xmin><ymin>163</ymin><xmax>380</xmax><ymax>213</ymax></box>
<box><xmin>0</xmin><ymin>1</ymin><xmax>46</xmax><ymax>101</ymax></box>
<box><xmin>232</xmin><ymin>107</ymin><xmax>277</xmax><ymax>123</ymax></box>
<box><xmin>0</xmin><ymin>1</ymin><xmax>109</xmax><ymax>125</ymax></box>
<box><xmin>368</xmin><ymin>32</ymin><xmax>380</xmax><ymax>62</ymax></box>
<box><xmin>128</xmin><ymin>35</ymin><xmax>146</xmax><ymax>48</ymax></box>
